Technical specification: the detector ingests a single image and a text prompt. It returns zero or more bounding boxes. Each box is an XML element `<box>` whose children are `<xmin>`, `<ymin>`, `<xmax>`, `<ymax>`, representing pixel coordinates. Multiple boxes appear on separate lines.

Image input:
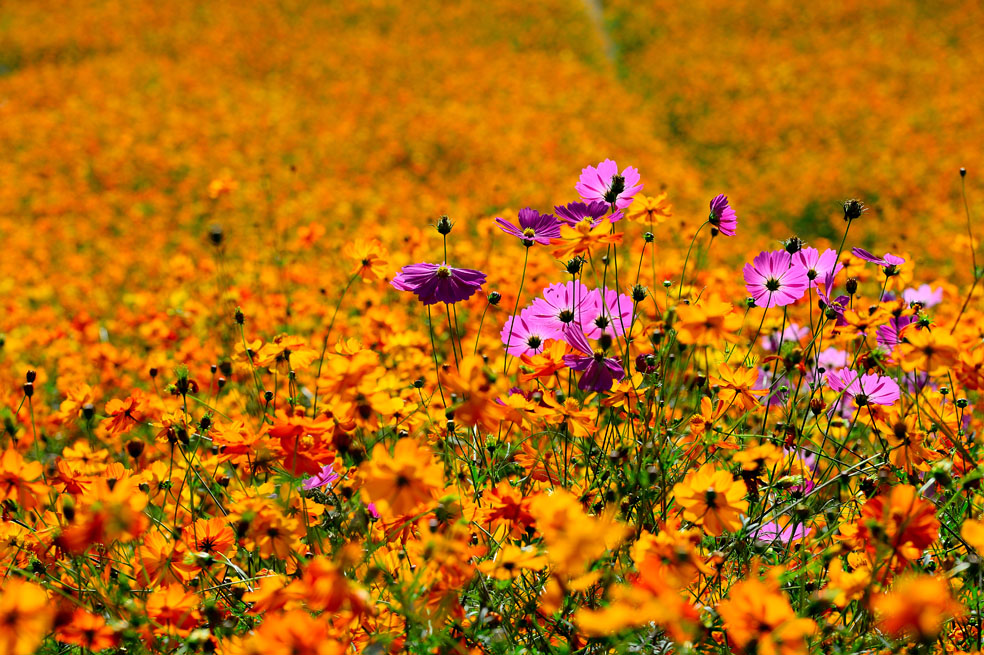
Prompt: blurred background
<box><xmin>1</xmin><ymin>0</ymin><xmax>982</xmax><ymax>303</ymax></box>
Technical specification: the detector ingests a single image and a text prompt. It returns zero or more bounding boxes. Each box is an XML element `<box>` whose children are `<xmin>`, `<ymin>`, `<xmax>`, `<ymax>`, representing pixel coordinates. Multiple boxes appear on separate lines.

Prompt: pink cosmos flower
<box><xmin>527</xmin><ymin>281</ymin><xmax>595</xmax><ymax>338</ymax></box>
<box><xmin>795</xmin><ymin>247</ymin><xmax>843</xmax><ymax>288</ymax></box>
<box><xmin>851</xmin><ymin>248</ymin><xmax>906</xmax><ymax>274</ymax></box>
<box><xmin>499</xmin><ymin>311</ymin><xmax>550</xmax><ymax>357</ymax></box>
<box><xmin>743</xmin><ymin>250</ymin><xmax>810</xmax><ymax>308</ymax></box>
<box><xmin>708</xmin><ymin>194</ymin><xmax>737</xmax><ymax>236</ymax></box>
<box><xmin>494</xmin><ymin>208</ymin><xmax>562</xmax><ymax>246</ymax></box>
<box><xmin>583</xmin><ymin>288</ymin><xmax>635</xmax><ymax>339</ymax></box>
<box><xmin>876</xmin><ymin>315</ymin><xmax>918</xmax><ymax>351</ymax></box>
<box><xmin>561</xmin><ymin>326</ymin><xmax>624</xmax><ymax>392</ymax></box>
<box><xmin>826</xmin><ymin>370</ymin><xmax>900</xmax><ymax>407</ymax></box>
<box><xmin>903</xmin><ymin>284</ymin><xmax>943</xmax><ymax>308</ymax></box>
<box><xmin>575</xmin><ymin>159</ymin><xmax>643</xmax><ymax>210</ymax></box>
<box><xmin>302</xmin><ymin>464</ymin><xmax>341</xmax><ymax>491</ymax></box>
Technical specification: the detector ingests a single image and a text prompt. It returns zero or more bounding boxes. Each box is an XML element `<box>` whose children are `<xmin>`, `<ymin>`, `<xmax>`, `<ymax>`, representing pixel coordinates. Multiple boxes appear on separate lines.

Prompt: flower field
<box><xmin>1</xmin><ymin>1</ymin><xmax>983</xmax><ymax>654</ymax></box>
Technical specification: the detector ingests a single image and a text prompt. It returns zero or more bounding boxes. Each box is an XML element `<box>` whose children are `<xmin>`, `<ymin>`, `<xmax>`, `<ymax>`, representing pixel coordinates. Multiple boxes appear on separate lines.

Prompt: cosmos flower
<box><xmin>794</xmin><ymin>247</ymin><xmax>843</xmax><ymax>288</ymax></box>
<box><xmin>527</xmin><ymin>281</ymin><xmax>595</xmax><ymax>338</ymax></box>
<box><xmin>851</xmin><ymin>248</ymin><xmax>906</xmax><ymax>274</ymax></box>
<box><xmin>583</xmin><ymin>287</ymin><xmax>635</xmax><ymax>339</ymax></box>
<box><xmin>708</xmin><ymin>194</ymin><xmax>737</xmax><ymax>236</ymax></box>
<box><xmin>743</xmin><ymin>250</ymin><xmax>810</xmax><ymax>308</ymax></box>
<box><xmin>554</xmin><ymin>200</ymin><xmax>617</xmax><ymax>227</ymax></box>
<box><xmin>494</xmin><ymin>207</ymin><xmax>562</xmax><ymax>246</ymax></box>
<box><xmin>499</xmin><ymin>311</ymin><xmax>550</xmax><ymax>357</ymax></box>
<box><xmin>302</xmin><ymin>463</ymin><xmax>341</xmax><ymax>491</ymax></box>
<box><xmin>671</xmin><ymin>463</ymin><xmax>748</xmax><ymax>536</ymax></box>
<box><xmin>575</xmin><ymin>159</ymin><xmax>643</xmax><ymax>210</ymax></box>
<box><xmin>903</xmin><ymin>284</ymin><xmax>943</xmax><ymax>308</ymax></box>
<box><xmin>876</xmin><ymin>315</ymin><xmax>918</xmax><ymax>351</ymax></box>
<box><xmin>561</xmin><ymin>326</ymin><xmax>624</xmax><ymax>392</ymax></box>
<box><xmin>826</xmin><ymin>370</ymin><xmax>900</xmax><ymax>407</ymax></box>
<box><xmin>391</xmin><ymin>262</ymin><xmax>486</xmax><ymax>305</ymax></box>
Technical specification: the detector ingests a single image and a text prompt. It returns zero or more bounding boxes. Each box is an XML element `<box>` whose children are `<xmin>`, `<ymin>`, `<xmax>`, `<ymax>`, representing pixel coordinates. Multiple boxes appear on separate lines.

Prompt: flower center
<box><xmin>765</xmin><ymin>278</ymin><xmax>781</xmax><ymax>292</ymax></box>
<box><xmin>522</xmin><ymin>227</ymin><xmax>536</xmax><ymax>238</ymax></box>
<box><xmin>526</xmin><ymin>335</ymin><xmax>542</xmax><ymax>349</ymax></box>
<box><xmin>558</xmin><ymin>309</ymin><xmax>575</xmax><ymax>323</ymax></box>
<box><xmin>436</xmin><ymin>266</ymin><xmax>451</xmax><ymax>279</ymax></box>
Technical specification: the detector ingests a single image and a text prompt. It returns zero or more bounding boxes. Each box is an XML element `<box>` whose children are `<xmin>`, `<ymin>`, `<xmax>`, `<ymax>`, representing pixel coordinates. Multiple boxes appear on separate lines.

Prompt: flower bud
<box><xmin>783</xmin><ymin>236</ymin><xmax>805</xmax><ymax>254</ymax></box>
<box><xmin>234</xmin><ymin>308</ymin><xmax>245</xmax><ymax>325</ymax></box>
<box><xmin>845</xmin><ymin>278</ymin><xmax>858</xmax><ymax>295</ymax></box>
<box><xmin>82</xmin><ymin>403</ymin><xmax>95</xmax><ymax>420</ymax></box>
<box><xmin>632</xmin><ymin>285</ymin><xmax>647</xmax><ymax>303</ymax></box>
<box><xmin>25</xmin><ymin>370</ymin><xmax>36</xmax><ymax>383</ymax></box>
<box><xmin>436</xmin><ymin>215</ymin><xmax>453</xmax><ymax>235</ymax></box>
<box><xmin>126</xmin><ymin>440</ymin><xmax>145</xmax><ymax>458</ymax></box>
<box><xmin>22</xmin><ymin>382</ymin><xmax>33</xmax><ymax>398</ymax></box>
<box><xmin>843</xmin><ymin>199</ymin><xmax>865</xmax><ymax>221</ymax></box>
<box><xmin>487</xmin><ymin>291</ymin><xmax>501</xmax><ymax>306</ymax></box>
<box><xmin>208</xmin><ymin>224</ymin><xmax>224</xmax><ymax>246</ymax></box>
<box><xmin>644</xmin><ymin>232</ymin><xmax>654</xmax><ymax>243</ymax></box>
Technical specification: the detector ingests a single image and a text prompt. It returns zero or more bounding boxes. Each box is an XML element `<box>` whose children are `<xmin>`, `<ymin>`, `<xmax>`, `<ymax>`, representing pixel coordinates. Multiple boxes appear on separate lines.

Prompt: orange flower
<box><xmin>478</xmin><ymin>545</ymin><xmax>548</xmax><ymax>580</ymax></box>
<box><xmin>349</xmin><ymin>238</ymin><xmax>388</xmax><ymax>282</ymax></box>
<box><xmin>0</xmin><ymin>448</ymin><xmax>46</xmax><ymax>510</ymax></box>
<box><xmin>550</xmin><ymin>219</ymin><xmax>622</xmax><ymax>259</ymax></box>
<box><xmin>709</xmin><ymin>362</ymin><xmax>767</xmax><ymax>411</ymax></box>
<box><xmin>672</xmin><ymin>463</ymin><xmax>748</xmax><ymax>535</ymax></box>
<box><xmin>856</xmin><ymin>484</ymin><xmax>939</xmax><ymax>568</ymax></box>
<box><xmin>717</xmin><ymin>577</ymin><xmax>815</xmax><ymax>655</ymax></box>
<box><xmin>675</xmin><ymin>298</ymin><xmax>743</xmax><ymax>346</ymax></box>
<box><xmin>55</xmin><ymin>608</ymin><xmax>118</xmax><ymax>651</ymax></box>
<box><xmin>899</xmin><ymin>328</ymin><xmax>959</xmax><ymax>375</ymax></box>
<box><xmin>144</xmin><ymin>585</ymin><xmax>201</xmax><ymax>637</ymax></box>
<box><xmin>0</xmin><ymin>579</ymin><xmax>53</xmax><ymax>655</ymax></box>
<box><xmin>624</xmin><ymin>192</ymin><xmax>673</xmax><ymax>225</ymax></box>
<box><xmin>360</xmin><ymin>438</ymin><xmax>443</xmax><ymax>517</ymax></box>
<box><xmin>104</xmin><ymin>396</ymin><xmax>143</xmax><ymax>434</ymax></box>
<box><xmin>873</xmin><ymin>574</ymin><xmax>963</xmax><ymax>641</ymax></box>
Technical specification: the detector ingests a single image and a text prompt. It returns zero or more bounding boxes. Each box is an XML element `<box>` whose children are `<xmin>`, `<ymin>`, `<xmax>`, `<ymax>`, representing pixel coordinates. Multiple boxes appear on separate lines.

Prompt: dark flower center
<box><xmin>704</xmin><ymin>488</ymin><xmax>718</xmax><ymax>508</ymax></box>
<box><xmin>854</xmin><ymin>393</ymin><xmax>869</xmax><ymax>406</ymax></box>
<box><xmin>594</xmin><ymin>315</ymin><xmax>610</xmax><ymax>329</ymax></box>
<box><xmin>765</xmin><ymin>278</ymin><xmax>781</xmax><ymax>292</ymax></box>
<box><xmin>558</xmin><ymin>309</ymin><xmax>575</xmax><ymax>323</ymax></box>
<box><xmin>807</xmin><ymin>269</ymin><xmax>817</xmax><ymax>280</ymax></box>
<box><xmin>526</xmin><ymin>336</ymin><xmax>542</xmax><ymax>349</ymax></box>
<box><xmin>522</xmin><ymin>227</ymin><xmax>536</xmax><ymax>238</ymax></box>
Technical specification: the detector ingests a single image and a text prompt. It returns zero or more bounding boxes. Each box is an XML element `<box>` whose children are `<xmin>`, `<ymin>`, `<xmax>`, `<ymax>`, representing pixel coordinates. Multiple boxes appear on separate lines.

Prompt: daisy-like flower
<box><xmin>795</xmin><ymin>247</ymin><xmax>843</xmax><ymax>288</ymax></box>
<box><xmin>554</xmin><ymin>200</ymin><xmax>616</xmax><ymax>227</ymax></box>
<box><xmin>671</xmin><ymin>463</ymin><xmax>748</xmax><ymax>536</ymax></box>
<box><xmin>391</xmin><ymin>262</ymin><xmax>486</xmax><ymax>305</ymax></box>
<box><xmin>494</xmin><ymin>207</ymin><xmax>562</xmax><ymax>246</ymax></box>
<box><xmin>903</xmin><ymin>284</ymin><xmax>943</xmax><ymax>308</ymax></box>
<box><xmin>743</xmin><ymin>250</ymin><xmax>810</xmax><ymax>308</ymax></box>
<box><xmin>851</xmin><ymin>248</ymin><xmax>906</xmax><ymax>275</ymax></box>
<box><xmin>708</xmin><ymin>194</ymin><xmax>738</xmax><ymax>236</ymax></box>
<box><xmin>527</xmin><ymin>281</ymin><xmax>595</xmax><ymax>338</ymax></box>
<box><xmin>575</xmin><ymin>159</ymin><xmax>643</xmax><ymax>210</ymax></box>
<box><xmin>584</xmin><ymin>287</ymin><xmax>635</xmax><ymax>339</ymax></box>
<box><xmin>499</xmin><ymin>311</ymin><xmax>550</xmax><ymax>357</ymax></box>
<box><xmin>561</xmin><ymin>326</ymin><xmax>624</xmax><ymax>392</ymax></box>
<box><xmin>302</xmin><ymin>463</ymin><xmax>340</xmax><ymax>491</ymax></box>
<box><xmin>826</xmin><ymin>370</ymin><xmax>900</xmax><ymax>407</ymax></box>
<box><xmin>876</xmin><ymin>315</ymin><xmax>918</xmax><ymax>351</ymax></box>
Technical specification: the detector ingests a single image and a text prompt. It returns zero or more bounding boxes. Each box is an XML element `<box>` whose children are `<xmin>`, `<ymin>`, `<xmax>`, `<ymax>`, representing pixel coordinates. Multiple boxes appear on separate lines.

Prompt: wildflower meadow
<box><xmin>2</xmin><ymin>2</ymin><xmax>984</xmax><ymax>654</ymax></box>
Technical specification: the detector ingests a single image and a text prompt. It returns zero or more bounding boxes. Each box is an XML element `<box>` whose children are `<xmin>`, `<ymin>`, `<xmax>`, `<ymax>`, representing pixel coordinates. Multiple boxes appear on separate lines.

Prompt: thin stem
<box><xmin>502</xmin><ymin>247</ymin><xmax>530</xmax><ymax>375</ymax></box>
<box><xmin>677</xmin><ymin>221</ymin><xmax>708</xmax><ymax>301</ymax></box>
<box><xmin>312</xmin><ymin>273</ymin><xmax>359</xmax><ymax>413</ymax></box>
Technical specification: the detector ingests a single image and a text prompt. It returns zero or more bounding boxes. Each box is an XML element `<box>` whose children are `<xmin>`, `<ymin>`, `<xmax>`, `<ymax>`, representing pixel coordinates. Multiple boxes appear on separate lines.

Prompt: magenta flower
<box><xmin>851</xmin><ymin>248</ymin><xmax>906</xmax><ymax>274</ymax></box>
<box><xmin>527</xmin><ymin>281</ymin><xmax>595</xmax><ymax>339</ymax></box>
<box><xmin>554</xmin><ymin>200</ymin><xmax>620</xmax><ymax>227</ymax></box>
<box><xmin>795</xmin><ymin>247</ymin><xmax>843</xmax><ymax>288</ymax></box>
<box><xmin>499</xmin><ymin>311</ymin><xmax>550</xmax><ymax>357</ymax></box>
<box><xmin>494</xmin><ymin>208</ymin><xmax>562</xmax><ymax>246</ymax></box>
<box><xmin>826</xmin><ymin>370</ymin><xmax>900</xmax><ymax>407</ymax></box>
<box><xmin>584</xmin><ymin>287</ymin><xmax>634</xmax><ymax>339</ymax></box>
<box><xmin>876</xmin><ymin>315</ymin><xmax>918</xmax><ymax>351</ymax></box>
<box><xmin>743</xmin><ymin>250</ymin><xmax>810</xmax><ymax>308</ymax></box>
<box><xmin>708</xmin><ymin>194</ymin><xmax>738</xmax><ymax>236</ymax></box>
<box><xmin>391</xmin><ymin>262</ymin><xmax>486</xmax><ymax>305</ymax></box>
<box><xmin>575</xmin><ymin>159</ymin><xmax>643</xmax><ymax>210</ymax></box>
<box><xmin>752</xmin><ymin>520</ymin><xmax>813</xmax><ymax>545</ymax></box>
<box><xmin>561</xmin><ymin>326</ymin><xmax>624</xmax><ymax>392</ymax></box>
<box><xmin>302</xmin><ymin>463</ymin><xmax>340</xmax><ymax>491</ymax></box>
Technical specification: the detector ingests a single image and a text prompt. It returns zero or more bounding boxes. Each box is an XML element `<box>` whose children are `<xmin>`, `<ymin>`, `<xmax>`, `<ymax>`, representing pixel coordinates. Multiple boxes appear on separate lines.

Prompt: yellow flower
<box><xmin>360</xmin><ymin>438</ymin><xmax>444</xmax><ymax>517</ymax></box>
<box><xmin>671</xmin><ymin>463</ymin><xmax>748</xmax><ymax>536</ymax></box>
<box><xmin>477</xmin><ymin>544</ymin><xmax>548</xmax><ymax>580</ymax></box>
<box><xmin>717</xmin><ymin>577</ymin><xmax>815</xmax><ymax>655</ymax></box>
